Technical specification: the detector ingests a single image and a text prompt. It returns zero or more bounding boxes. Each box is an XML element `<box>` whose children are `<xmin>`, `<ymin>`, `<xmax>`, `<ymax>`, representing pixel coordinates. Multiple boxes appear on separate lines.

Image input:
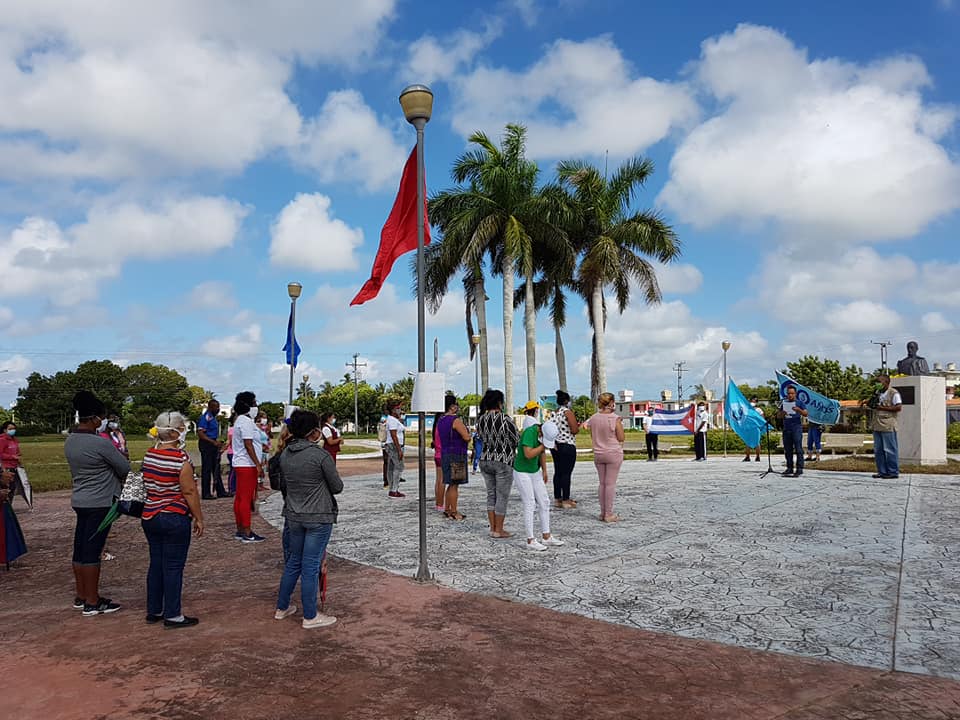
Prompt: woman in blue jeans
<box><xmin>140</xmin><ymin>411</ymin><xmax>204</xmax><ymax>628</ymax></box>
<box><xmin>274</xmin><ymin>410</ymin><xmax>343</xmax><ymax>629</ymax></box>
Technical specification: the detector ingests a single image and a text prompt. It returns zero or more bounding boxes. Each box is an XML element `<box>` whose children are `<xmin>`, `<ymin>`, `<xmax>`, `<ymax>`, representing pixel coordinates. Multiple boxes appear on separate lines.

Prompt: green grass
<box><xmin>18</xmin><ymin>435</ymin><xmax>156</xmax><ymax>493</ymax></box>
<box><xmin>816</xmin><ymin>456</ymin><xmax>960</xmax><ymax>475</ymax></box>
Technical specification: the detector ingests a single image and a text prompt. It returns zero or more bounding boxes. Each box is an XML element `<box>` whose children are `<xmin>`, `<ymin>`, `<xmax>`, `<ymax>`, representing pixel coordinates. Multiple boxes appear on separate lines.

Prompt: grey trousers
<box><xmin>479</xmin><ymin>460</ymin><xmax>514</xmax><ymax>516</ymax></box>
<box><xmin>385</xmin><ymin>444</ymin><xmax>404</xmax><ymax>492</ymax></box>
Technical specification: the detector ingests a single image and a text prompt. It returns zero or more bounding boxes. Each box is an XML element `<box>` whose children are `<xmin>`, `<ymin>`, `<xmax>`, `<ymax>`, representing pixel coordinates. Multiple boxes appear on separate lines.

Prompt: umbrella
<box><xmin>91</xmin><ymin>501</ymin><xmax>121</xmax><ymax>539</ymax></box>
<box><xmin>1</xmin><ymin>502</ymin><xmax>28</xmax><ymax>569</ymax></box>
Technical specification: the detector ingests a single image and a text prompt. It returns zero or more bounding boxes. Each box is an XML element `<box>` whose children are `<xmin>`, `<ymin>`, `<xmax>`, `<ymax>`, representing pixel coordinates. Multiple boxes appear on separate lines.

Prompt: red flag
<box><xmin>351</xmin><ymin>147</ymin><xmax>430</xmax><ymax>306</ymax></box>
<box><xmin>680</xmin><ymin>403</ymin><xmax>696</xmax><ymax>434</ymax></box>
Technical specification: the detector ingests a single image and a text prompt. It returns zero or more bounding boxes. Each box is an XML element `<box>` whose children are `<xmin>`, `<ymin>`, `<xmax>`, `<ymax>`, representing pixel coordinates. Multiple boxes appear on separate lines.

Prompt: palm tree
<box><xmin>557</xmin><ymin>157</ymin><xmax>681</xmax><ymax>400</ymax></box>
<box><xmin>428</xmin><ymin>124</ymin><xmax>546</xmax><ymax>412</ymax></box>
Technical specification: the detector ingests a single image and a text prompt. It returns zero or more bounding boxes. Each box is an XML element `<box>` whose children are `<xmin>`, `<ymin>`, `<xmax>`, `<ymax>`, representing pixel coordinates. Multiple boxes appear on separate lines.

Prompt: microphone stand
<box><xmin>759</xmin><ymin>421</ymin><xmax>776</xmax><ymax>478</ymax></box>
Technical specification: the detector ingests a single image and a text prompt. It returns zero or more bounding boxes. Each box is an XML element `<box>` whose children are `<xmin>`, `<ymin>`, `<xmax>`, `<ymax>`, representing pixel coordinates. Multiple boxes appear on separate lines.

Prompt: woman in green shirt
<box><xmin>512</xmin><ymin>421</ymin><xmax>566</xmax><ymax>551</ymax></box>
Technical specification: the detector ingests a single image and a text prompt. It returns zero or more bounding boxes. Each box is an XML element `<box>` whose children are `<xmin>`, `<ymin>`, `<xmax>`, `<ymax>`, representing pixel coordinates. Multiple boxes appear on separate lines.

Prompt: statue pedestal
<box><xmin>891</xmin><ymin>376</ymin><xmax>947</xmax><ymax>465</ymax></box>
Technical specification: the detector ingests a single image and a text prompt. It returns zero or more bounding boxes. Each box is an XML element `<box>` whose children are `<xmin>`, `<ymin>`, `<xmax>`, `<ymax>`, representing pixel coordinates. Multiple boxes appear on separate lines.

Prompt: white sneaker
<box><xmin>525</xmin><ymin>539</ymin><xmax>547</xmax><ymax>551</ymax></box>
<box><xmin>542</xmin><ymin>536</ymin><xmax>565</xmax><ymax>547</ymax></box>
<box><xmin>274</xmin><ymin>605</ymin><xmax>298</xmax><ymax>620</ymax></box>
<box><xmin>302</xmin><ymin>613</ymin><xmax>337</xmax><ymax>629</ymax></box>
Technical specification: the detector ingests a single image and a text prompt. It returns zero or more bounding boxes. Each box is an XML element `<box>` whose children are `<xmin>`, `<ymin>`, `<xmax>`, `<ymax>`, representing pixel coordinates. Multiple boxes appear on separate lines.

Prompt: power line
<box><xmin>345</xmin><ymin>353</ymin><xmax>367</xmax><ymax>436</ymax></box>
<box><xmin>870</xmin><ymin>340</ymin><xmax>893</xmax><ymax>373</ymax></box>
<box><xmin>673</xmin><ymin>361</ymin><xmax>686</xmax><ymax>403</ymax></box>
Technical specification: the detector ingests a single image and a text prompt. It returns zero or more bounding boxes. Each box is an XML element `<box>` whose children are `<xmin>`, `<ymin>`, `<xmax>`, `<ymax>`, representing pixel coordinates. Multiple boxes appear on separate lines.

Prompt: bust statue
<box><xmin>896</xmin><ymin>341</ymin><xmax>930</xmax><ymax>376</ymax></box>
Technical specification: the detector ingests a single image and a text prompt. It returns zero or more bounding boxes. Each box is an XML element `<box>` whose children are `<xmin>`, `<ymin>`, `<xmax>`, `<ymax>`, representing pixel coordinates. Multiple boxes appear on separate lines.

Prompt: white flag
<box><xmin>702</xmin><ymin>355</ymin><xmax>724</xmax><ymax>390</ymax></box>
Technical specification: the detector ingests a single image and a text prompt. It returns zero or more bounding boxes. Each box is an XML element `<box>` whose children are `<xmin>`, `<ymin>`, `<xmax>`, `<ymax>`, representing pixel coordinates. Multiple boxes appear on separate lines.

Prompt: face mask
<box><xmin>247</xmin><ymin>405</ymin><xmax>258</xmax><ymax>419</ymax></box>
<box><xmin>6</xmin><ymin>429</ymin><xmax>14</xmax><ymax>437</ymax></box>
<box><xmin>330</xmin><ymin>418</ymin><xmax>336</xmax><ymax>425</ymax></box>
<box><xmin>108</xmin><ymin>422</ymin><xmax>119</xmax><ymax>430</ymax></box>
<box><xmin>176</xmin><ymin>428</ymin><xmax>188</xmax><ymax>448</ymax></box>
<box><xmin>97</xmin><ymin>418</ymin><xmax>108</xmax><ymax>433</ymax></box>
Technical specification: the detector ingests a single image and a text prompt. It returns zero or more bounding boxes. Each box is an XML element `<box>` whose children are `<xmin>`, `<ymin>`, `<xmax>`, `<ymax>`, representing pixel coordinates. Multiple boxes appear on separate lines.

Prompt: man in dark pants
<box><xmin>777</xmin><ymin>385</ymin><xmax>808</xmax><ymax>478</ymax></box>
<box><xmin>197</xmin><ymin>399</ymin><xmax>229</xmax><ymax>499</ymax></box>
<box><xmin>694</xmin><ymin>402</ymin><xmax>709</xmax><ymax>461</ymax></box>
<box><xmin>641</xmin><ymin>410</ymin><xmax>658</xmax><ymax>461</ymax></box>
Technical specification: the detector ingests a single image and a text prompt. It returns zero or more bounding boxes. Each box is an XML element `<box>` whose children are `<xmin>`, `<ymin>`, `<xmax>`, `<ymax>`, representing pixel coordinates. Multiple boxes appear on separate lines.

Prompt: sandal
<box><xmin>445</xmin><ymin>511</ymin><xmax>466</xmax><ymax>521</ymax></box>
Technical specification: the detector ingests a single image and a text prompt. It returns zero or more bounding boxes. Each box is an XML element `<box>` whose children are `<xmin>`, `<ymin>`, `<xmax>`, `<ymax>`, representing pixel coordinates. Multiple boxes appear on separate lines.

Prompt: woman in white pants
<box><xmin>512</xmin><ymin>420</ymin><xmax>565</xmax><ymax>551</ymax></box>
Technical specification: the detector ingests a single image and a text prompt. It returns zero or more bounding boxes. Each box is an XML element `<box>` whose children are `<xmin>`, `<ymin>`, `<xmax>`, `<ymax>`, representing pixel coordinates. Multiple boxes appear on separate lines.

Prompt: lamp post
<box><xmin>287</xmin><ymin>282</ymin><xmax>302</xmax><ymax>406</ymax></box>
<box><xmin>400</xmin><ymin>83</ymin><xmax>433</xmax><ymax>582</ymax></box>
<box><xmin>722</xmin><ymin>340</ymin><xmax>731</xmax><ymax>457</ymax></box>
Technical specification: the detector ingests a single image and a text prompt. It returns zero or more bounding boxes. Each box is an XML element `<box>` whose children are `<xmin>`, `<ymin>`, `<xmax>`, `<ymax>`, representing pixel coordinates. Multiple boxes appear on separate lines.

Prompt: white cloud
<box><xmin>189</xmin><ymin>281</ymin><xmax>237</xmax><ymax>310</ymax></box>
<box><xmin>909</xmin><ymin>260</ymin><xmax>960</xmax><ymax>307</ymax></box>
<box><xmin>660</xmin><ymin>24</ymin><xmax>960</xmax><ymax>241</ymax></box>
<box><xmin>297</xmin><ymin>90</ymin><xmax>408</xmax><ymax>192</ymax></box>
<box><xmin>0</xmin><ymin>354</ymin><xmax>31</xmax><ymax>375</ymax></box>
<box><xmin>0</xmin><ymin>197</ymin><xmax>247</xmax><ymax>304</ymax></box>
<box><xmin>0</xmin><ymin>2</ymin><xmax>396</xmax><ymax>181</ymax></box>
<box><xmin>269</xmin><ymin>194</ymin><xmax>363</xmax><ymax>272</ymax></box>
<box><xmin>921</xmin><ymin>311</ymin><xmax>954</xmax><ymax>333</ymax></box>
<box><xmin>653</xmin><ymin>262</ymin><xmax>703</xmax><ymax>295</ymax></box>
<box><xmin>406</xmin><ymin>21</ymin><xmax>502</xmax><ymax>85</ymax></box>
<box><xmin>451</xmin><ymin>36</ymin><xmax>698</xmax><ymax>158</ymax></box>
<box><xmin>510</xmin><ymin>0</ymin><xmax>540</xmax><ymax>25</ymax></box>
<box><xmin>201</xmin><ymin>323</ymin><xmax>263</xmax><ymax>358</ymax></box>
<box><xmin>823</xmin><ymin>300</ymin><xmax>902</xmax><ymax>334</ymax></box>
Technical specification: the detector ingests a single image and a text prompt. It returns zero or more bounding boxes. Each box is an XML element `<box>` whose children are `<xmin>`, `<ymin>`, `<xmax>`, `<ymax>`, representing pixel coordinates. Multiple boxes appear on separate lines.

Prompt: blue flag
<box><xmin>282</xmin><ymin>308</ymin><xmax>301</xmax><ymax>368</ymax></box>
<box><xmin>775</xmin><ymin>371</ymin><xmax>840</xmax><ymax>426</ymax></box>
<box><xmin>725</xmin><ymin>380</ymin><xmax>769</xmax><ymax>449</ymax></box>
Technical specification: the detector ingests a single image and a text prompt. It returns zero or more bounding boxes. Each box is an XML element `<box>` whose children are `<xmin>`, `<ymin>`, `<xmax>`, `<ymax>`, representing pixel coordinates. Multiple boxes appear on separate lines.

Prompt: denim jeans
<box><xmin>276</xmin><ymin>520</ymin><xmax>333</xmax><ymax>620</ymax></box>
<box><xmin>472</xmin><ymin>438</ymin><xmax>482</xmax><ymax>471</ymax></box>
<box><xmin>783</xmin><ymin>426</ymin><xmax>804</xmax><ymax>473</ymax></box>
<box><xmin>873</xmin><ymin>431</ymin><xmax>899</xmax><ymax>477</ymax></box>
<box><xmin>141</xmin><ymin>512</ymin><xmax>192</xmax><ymax>619</ymax></box>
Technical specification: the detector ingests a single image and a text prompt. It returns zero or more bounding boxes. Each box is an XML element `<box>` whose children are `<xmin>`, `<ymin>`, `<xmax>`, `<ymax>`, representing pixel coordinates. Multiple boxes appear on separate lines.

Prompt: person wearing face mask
<box><xmin>319</xmin><ymin>412</ymin><xmax>343</xmax><ymax>464</ymax></box>
<box><xmin>231</xmin><ymin>391</ymin><xmax>266</xmax><ymax>543</ymax></box>
<box><xmin>140</xmin><ymin>411</ymin><xmax>204</xmax><ymax>628</ymax></box>
<box><xmin>63</xmin><ymin>391</ymin><xmax>131</xmax><ymax>615</ymax></box>
<box><xmin>384</xmin><ymin>402</ymin><xmax>406</xmax><ymax>499</ymax></box>
<box><xmin>0</xmin><ymin>421</ymin><xmax>22</xmax><ymax>501</ymax></box>
<box><xmin>98</xmin><ymin>416</ymin><xmax>129</xmax><ymax>459</ymax></box>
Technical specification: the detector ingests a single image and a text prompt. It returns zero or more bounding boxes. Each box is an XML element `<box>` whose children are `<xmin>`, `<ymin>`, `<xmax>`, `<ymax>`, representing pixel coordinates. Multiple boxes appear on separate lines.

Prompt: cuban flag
<box><xmin>650</xmin><ymin>404</ymin><xmax>696</xmax><ymax>435</ymax></box>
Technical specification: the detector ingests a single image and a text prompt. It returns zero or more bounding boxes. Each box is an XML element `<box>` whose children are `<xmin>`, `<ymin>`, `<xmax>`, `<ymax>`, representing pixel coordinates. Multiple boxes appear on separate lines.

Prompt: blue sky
<box><xmin>1</xmin><ymin>0</ymin><xmax>958</xmax><ymax>409</ymax></box>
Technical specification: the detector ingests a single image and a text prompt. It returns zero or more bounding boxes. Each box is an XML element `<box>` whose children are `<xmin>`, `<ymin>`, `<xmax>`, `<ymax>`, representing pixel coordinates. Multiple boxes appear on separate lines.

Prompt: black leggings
<box><xmin>550</xmin><ymin>443</ymin><xmax>577</xmax><ymax>500</ymax></box>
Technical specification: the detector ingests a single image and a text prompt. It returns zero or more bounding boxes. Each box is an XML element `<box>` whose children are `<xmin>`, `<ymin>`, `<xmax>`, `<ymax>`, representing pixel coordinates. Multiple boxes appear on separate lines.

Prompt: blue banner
<box><xmin>775</xmin><ymin>371</ymin><xmax>840</xmax><ymax>426</ymax></box>
<box><xmin>725</xmin><ymin>380</ymin><xmax>769</xmax><ymax>449</ymax></box>
<box><xmin>282</xmin><ymin>309</ymin><xmax>301</xmax><ymax>368</ymax></box>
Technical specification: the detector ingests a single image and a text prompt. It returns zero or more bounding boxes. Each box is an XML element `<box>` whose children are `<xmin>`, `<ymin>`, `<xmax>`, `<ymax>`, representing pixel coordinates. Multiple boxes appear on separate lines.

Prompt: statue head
<box><xmin>907</xmin><ymin>341</ymin><xmax>918</xmax><ymax>357</ymax></box>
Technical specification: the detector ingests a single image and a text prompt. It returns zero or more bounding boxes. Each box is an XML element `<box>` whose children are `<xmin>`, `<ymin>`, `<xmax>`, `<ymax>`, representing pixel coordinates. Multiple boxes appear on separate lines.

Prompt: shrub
<box><xmin>948</xmin><ymin>422</ymin><xmax>960</xmax><ymax>450</ymax></box>
<box><xmin>689</xmin><ymin>428</ymin><xmax>780</xmax><ymax>453</ymax></box>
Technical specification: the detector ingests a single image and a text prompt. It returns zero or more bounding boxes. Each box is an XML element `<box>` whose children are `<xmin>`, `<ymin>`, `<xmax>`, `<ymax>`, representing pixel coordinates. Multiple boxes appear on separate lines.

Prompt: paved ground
<box><xmin>264</xmin><ymin>455</ymin><xmax>960</xmax><ymax>679</ymax></box>
<box><xmin>3</xmin><ymin>455</ymin><xmax>959</xmax><ymax>719</ymax></box>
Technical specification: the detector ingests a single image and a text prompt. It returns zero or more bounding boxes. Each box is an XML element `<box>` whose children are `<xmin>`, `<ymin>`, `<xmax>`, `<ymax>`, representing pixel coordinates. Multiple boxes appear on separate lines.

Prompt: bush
<box><xmin>689</xmin><ymin>428</ymin><xmax>780</xmax><ymax>453</ymax></box>
<box><xmin>948</xmin><ymin>423</ymin><xmax>960</xmax><ymax>450</ymax></box>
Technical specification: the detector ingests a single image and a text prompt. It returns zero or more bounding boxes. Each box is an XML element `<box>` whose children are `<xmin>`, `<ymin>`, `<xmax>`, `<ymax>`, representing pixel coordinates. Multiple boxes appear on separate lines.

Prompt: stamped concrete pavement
<box><xmin>263</xmin><ymin>455</ymin><xmax>960</xmax><ymax>679</ymax></box>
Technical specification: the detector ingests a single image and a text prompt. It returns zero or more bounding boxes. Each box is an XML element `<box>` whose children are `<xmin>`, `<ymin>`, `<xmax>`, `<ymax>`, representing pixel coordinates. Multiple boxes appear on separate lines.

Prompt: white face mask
<box><xmin>108</xmin><ymin>421</ymin><xmax>119</xmax><ymax>430</ymax></box>
<box><xmin>247</xmin><ymin>405</ymin><xmax>258</xmax><ymax>418</ymax></box>
<box><xmin>97</xmin><ymin>418</ymin><xmax>108</xmax><ymax>433</ymax></box>
<box><xmin>175</xmin><ymin>428</ymin><xmax>188</xmax><ymax>449</ymax></box>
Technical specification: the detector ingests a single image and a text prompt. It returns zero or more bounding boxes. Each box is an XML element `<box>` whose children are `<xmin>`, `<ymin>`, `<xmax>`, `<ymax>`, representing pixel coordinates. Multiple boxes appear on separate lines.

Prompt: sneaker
<box><xmin>525</xmin><ymin>539</ymin><xmax>547</xmax><ymax>551</ymax></box>
<box><xmin>72</xmin><ymin>596</ymin><xmax>84</xmax><ymax>610</ymax></box>
<box><xmin>781</xmin><ymin>470</ymin><xmax>794</xmax><ymax>477</ymax></box>
<box><xmin>83</xmin><ymin>598</ymin><xmax>121</xmax><ymax>616</ymax></box>
<box><xmin>145</xmin><ymin>614</ymin><xmax>162</xmax><ymax>624</ymax></box>
<box><xmin>274</xmin><ymin>605</ymin><xmax>298</xmax><ymax>620</ymax></box>
<box><xmin>742</xmin><ymin>457</ymin><xmax>751</xmax><ymax>462</ymax></box>
<box><xmin>241</xmin><ymin>533</ymin><xmax>266</xmax><ymax>543</ymax></box>
<box><xmin>164</xmin><ymin>616</ymin><xmax>199</xmax><ymax>629</ymax></box>
<box><xmin>388</xmin><ymin>491</ymin><xmax>406</xmax><ymax>499</ymax></box>
<box><xmin>542</xmin><ymin>536</ymin><xmax>565</xmax><ymax>547</ymax></box>
<box><xmin>233</xmin><ymin>531</ymin><xmax>245</xmax><ymax>541</ymax></box>
<box><xmin>302</xmin><ymin>614</ymin><xmax>337</xmax><ymax>629</ymax></box>
<box><xmin>794</xmin><ymin>471</ymin><xmax>803</xmax><ymax>477</ymax></box>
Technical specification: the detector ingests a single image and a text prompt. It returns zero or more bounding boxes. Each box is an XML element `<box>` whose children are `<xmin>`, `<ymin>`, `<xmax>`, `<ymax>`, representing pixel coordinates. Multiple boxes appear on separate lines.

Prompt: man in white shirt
<box><xmin>870</xmin><ymin>374</ymin><xmax>903</xmax><ymax>479</ymax></box>
<box><xmin>385</xmin><ymin>403</ymin><xmax>406</xmax><ymax>498</ymax></box>
<box><xmin>694</xmin><ymin>402</ymin><xmax>710</xmax><ymax>461</ymax></box>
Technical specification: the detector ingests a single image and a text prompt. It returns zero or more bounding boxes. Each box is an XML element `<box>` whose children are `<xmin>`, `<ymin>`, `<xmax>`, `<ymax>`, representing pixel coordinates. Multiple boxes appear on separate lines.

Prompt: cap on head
<box><xmin>523</xmin><ymin>400</ymin><xmax>539</xmax><ymax>413</ymax></box>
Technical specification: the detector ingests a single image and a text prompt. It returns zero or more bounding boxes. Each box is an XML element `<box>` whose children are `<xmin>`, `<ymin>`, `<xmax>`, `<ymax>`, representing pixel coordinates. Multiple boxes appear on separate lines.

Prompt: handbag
<box><xmin>117</xmin><ymin>471</ymin><xmax>146</xmax><ymax>517</ymax></box>
<box><xmin>446</xmin><ymin>418</ymin><xmax>468</xmax><ymax>482</ymax></box>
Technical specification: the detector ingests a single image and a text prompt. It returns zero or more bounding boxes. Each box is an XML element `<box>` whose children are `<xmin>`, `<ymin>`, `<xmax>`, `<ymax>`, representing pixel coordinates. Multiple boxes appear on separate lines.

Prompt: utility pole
<box><xmin>871</xmin><ymin>340</ymin><xmax>892</xmax><ymax>373</ymax></box>
<box><xmin>345</xmin><ymin>353</ymin><xmax>367</xmax><ymax>435</ymax></box>
<box><xmin>674</xmin><ymin>361</ymin><xmax>687</xmax><ymax>407</ymax></box>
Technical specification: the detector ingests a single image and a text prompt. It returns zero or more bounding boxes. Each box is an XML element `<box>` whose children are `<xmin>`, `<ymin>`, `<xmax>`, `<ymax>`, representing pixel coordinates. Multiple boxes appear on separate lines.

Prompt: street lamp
<box><xmin>400</xmin><ymin>83</ymin><xmax>433</xmax><ymax>583</ymax></box>
<box><xmin>721</xmin><ymin>340</ymin><xmax>731</xmax><ymax>457</ymax></box>
<box><xmin>287</xmin><ymin>281</ymin><xmax>302</xmax><ymax>406</ymax></box>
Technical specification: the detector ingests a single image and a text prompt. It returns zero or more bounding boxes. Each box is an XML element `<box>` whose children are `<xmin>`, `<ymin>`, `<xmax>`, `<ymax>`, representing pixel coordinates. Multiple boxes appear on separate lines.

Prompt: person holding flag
<box><xmin>777</xmin><ymin>385</ymin><xmax>808</xmax><ymax>477</ymax></box>
<box><xmin>726</xmin><ymin>381</ymin><xmax>770</xmax><ymax>461</ymax></box>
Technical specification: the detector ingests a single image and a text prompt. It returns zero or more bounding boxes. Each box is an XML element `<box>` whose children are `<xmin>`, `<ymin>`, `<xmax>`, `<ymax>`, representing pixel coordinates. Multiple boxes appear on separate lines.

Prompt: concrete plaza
<box><xmin>263</xmin><ymin>454</ymin><xmax>960</xmax><ymax>679</ymax></box>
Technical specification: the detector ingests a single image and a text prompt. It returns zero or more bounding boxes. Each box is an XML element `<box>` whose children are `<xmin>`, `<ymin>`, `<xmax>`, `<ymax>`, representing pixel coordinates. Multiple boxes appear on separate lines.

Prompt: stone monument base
<box><xmin>890</xmin><ymin>375</ymin><xmax>947</xmax><ymax>465</ymax></box>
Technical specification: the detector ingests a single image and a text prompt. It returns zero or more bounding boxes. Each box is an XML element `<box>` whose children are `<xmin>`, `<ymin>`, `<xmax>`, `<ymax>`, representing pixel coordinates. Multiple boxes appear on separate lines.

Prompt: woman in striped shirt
<box><xmin>141</xmin><ymin>411</ymin><xmax>205</xmax><ymax>629</ymax></box>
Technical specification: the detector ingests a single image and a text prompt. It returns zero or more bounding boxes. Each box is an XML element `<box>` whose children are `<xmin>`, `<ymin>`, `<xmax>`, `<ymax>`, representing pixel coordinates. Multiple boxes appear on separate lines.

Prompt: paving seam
<box><xmin>891</xmin><ymin>473</ymin><xmax>914</xmax><ymax>673</ymax></box>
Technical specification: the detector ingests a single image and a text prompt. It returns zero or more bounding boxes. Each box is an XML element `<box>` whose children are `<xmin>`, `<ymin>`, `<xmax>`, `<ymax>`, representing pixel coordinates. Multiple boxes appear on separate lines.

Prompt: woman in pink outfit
<box><xmin>586</xmin><ymin>392</ymin><xmax>625</xmax><ymax>522</ymax></box>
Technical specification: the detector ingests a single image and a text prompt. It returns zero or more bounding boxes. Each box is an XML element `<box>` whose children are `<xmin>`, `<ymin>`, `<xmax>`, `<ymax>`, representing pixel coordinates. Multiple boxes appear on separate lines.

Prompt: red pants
<box><xmin>234</xmin><ymin>466</ymin><xmax>259</xmax><ymax>530</ymax></box>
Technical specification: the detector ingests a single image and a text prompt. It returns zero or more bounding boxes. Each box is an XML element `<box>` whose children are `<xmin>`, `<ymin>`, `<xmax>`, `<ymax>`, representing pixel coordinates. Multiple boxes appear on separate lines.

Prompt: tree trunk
<box><xmin>591</xmin><ymin>283</ymin><xmax>607</xmax><ymax>398</ymax></box>
<box><xmin>502</xmin><ymin>254</ymin><xmax>515</xmax><ymax>415</ymax></box>
<box><xmin>524</xmin><ymin>271</ymin><xmax>537</xmax><ymax>404</ymax></box>
<box><xmin>474</xmin><ymin>276</ymin><xmax>490</xmax><ymax>393</ymax></box>
<box><xmin>555</xmin><ymin>322</ymin><xmax>568</xmax><ymax>393</ymax></box>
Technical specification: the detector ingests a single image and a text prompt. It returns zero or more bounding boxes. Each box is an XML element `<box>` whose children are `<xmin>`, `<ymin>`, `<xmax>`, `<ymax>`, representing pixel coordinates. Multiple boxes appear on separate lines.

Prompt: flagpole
<box><xmin>400</xmin><ymin>84</ymin><xmax>434</xmax><ymax>583</ymax></box>
<box><xmin>722</xmin><ymin>340</ymin><xmax>730</xmax><ymax>458</ymax></box>
<box><xmin>287</xmin><ymin>282</ymin><xmax>302</xmax><ymax>406</ymax></box>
